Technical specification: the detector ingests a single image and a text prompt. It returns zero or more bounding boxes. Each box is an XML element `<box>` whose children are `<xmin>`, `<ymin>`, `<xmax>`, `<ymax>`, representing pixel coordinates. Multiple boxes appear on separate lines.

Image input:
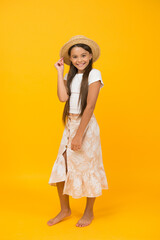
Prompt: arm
<box><xmin>57</xmin><ymin>71</ymin><xmax>69</xmax><ymax>102</ymax></box>
<box><xmin>75</xmin><ymin>80</ymin><xmax>101</xmax><ymax>139</ymax></box>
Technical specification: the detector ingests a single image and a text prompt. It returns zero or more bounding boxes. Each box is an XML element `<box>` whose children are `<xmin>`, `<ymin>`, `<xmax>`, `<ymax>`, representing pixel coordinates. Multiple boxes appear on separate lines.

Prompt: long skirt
<box><xmin>48</xmin><ymin>113</ymin><xmax>109</xmax><ymax>199</ymax></box>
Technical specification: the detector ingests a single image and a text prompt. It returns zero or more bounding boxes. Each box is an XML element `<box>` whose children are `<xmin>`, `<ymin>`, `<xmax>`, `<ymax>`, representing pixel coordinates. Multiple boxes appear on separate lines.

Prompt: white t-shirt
<box><xmin>64</xmin><ymin>68</ymin><xmax>104</xmax><ymax>114</ymax></box>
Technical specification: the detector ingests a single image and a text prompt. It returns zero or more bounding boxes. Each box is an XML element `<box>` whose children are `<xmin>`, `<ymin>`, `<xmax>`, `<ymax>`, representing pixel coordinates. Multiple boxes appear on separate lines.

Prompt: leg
<box><xmin>47</xmin><ymin>149</ymin><xmax>71</xmax><ymax>226</ymax></box>
<box><xmin>76</xmin><ymin>197</ymin><xmax>96</xmax><ymax>227</ymax></box>
<box><xmin>57</xmin><ymin>150</ymin><xmax>70</xmax><ymax>210</ymax></box>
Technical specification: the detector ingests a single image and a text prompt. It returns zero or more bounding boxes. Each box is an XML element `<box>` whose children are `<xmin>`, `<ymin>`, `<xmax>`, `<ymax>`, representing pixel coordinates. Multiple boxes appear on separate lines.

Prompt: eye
<box><xmin>72</xmin><ymin>55</ymin><xmax>86</xmax><ymax>58</ymax></box>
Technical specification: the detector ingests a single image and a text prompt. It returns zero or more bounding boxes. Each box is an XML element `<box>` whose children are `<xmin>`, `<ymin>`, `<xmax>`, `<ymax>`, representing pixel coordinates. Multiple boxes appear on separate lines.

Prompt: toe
<box><xmin>47</xmin><ymin>221</ymin><xmax>53</xmax><ymax>226</ymax></box>
<box><xmin>76</xmin><ymin>222</ymin><xmax>79</xmax><ymax>227</ymax></box>
<box><xmin>76</xmin><ymin>222</ymin><xmax>82</xmax><ymax>227</ymax></box>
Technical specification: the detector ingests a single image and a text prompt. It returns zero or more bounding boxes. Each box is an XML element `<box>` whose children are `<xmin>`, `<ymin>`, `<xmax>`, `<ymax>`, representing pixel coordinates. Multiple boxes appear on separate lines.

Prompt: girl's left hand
<box><xmin>71</xmin><ymin>134</ymin><xmax>82</xmax><ymax>151</ymax></box>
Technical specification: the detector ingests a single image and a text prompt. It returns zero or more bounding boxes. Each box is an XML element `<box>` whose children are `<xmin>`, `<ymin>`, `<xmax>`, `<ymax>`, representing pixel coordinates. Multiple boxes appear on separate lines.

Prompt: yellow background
<box><xmin>0</xmin><ymin>0</ymin><xmax>159</xmax><ymax>239</ymax></box>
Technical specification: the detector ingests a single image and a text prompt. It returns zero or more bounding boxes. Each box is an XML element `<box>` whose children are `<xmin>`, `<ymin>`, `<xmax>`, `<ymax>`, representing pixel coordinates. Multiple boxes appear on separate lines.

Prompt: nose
<box><xmin>77</xmin><ymin>57</ymin><xmax>83</xmax><ymax>62</ymax></box>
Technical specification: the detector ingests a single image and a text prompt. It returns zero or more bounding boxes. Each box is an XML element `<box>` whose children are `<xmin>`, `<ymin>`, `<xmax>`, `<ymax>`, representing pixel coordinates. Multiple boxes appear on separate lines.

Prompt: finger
<box><xmin>57</xmin><ymin>58</ymin><xmax>63</xmax><ymax>63</ymax></box>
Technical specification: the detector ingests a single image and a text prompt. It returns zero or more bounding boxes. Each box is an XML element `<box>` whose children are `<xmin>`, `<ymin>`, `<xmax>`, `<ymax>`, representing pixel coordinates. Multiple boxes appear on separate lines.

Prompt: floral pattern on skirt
<box><xmin>48</xmin><ymin>113</ymin><xmax>109</xmax><ymax>199</ymax></box>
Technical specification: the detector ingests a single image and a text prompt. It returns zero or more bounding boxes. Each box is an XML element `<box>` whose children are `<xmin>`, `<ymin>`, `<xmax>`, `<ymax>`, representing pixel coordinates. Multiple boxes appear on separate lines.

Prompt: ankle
<box><xmin>61</xmin><ymin>207</ymin><xmax>71</xmax><ymax>212</ymax></box>
<box><xmin>83</xmin><ymin>208</ymin><xmax>94</xmax><ymax>215</ymax></box>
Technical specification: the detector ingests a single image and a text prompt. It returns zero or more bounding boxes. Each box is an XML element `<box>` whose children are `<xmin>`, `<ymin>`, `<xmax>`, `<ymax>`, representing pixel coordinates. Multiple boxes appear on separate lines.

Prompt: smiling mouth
<box><xmin>77</xmin><ymin>63</ymin><xmax>85</xmax><ymax>67</ymax></box>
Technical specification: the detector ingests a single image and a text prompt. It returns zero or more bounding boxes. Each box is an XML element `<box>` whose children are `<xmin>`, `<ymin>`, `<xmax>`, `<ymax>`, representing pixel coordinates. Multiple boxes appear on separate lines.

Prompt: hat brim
<box><xmin>59</xmin><ymin>35</ymin><xmax>100</xmax><ymax>65</ymax></box>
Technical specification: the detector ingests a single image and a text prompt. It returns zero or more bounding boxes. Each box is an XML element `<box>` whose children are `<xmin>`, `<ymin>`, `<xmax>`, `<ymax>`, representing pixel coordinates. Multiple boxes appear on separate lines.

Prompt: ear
<box><xmin>89</xmin><ymin>53</ymin><xmax>93</xmax><ymax>60</ymax></box>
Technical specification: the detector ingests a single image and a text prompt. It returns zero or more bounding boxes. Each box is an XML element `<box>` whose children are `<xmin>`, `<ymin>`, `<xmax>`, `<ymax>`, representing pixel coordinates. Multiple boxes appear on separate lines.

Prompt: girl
<box><xmin>47</xmin><ymin>35</ymin><xmax>109</xmax><ymax>227</ymax></box>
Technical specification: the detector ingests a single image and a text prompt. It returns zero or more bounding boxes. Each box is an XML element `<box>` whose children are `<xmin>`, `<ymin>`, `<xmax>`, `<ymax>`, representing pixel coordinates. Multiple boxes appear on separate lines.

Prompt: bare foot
<box><xmin>76</xmin><ymin>211</ymin><xmax>94</xmax><ymax>227</ymax></box>
<box><xmin>47</xmin><ymin>209</ymin><xmax>71</xmax><ymax>226</ymax></box>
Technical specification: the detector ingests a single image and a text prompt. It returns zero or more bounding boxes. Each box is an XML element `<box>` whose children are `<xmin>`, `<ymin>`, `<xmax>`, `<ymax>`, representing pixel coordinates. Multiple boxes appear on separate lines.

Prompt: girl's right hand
<box><xmin>54</xmin><ymin>57</ymin><xmax>64</xmax><ymax>74</ymax></box>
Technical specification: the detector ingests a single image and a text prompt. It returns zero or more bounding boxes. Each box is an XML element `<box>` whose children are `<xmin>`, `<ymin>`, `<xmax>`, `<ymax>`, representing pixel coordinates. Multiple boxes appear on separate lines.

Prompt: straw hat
<box><xmin>59</xmin><ymin>35</ymin><xmax>100</xmax><ymax>65</ymax></box>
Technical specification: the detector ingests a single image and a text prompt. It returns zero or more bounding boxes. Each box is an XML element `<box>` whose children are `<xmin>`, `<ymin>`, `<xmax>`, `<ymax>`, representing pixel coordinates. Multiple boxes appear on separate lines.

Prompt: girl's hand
<box><xmin>71</xmin><ymin>134</ymin><xmax>83</xmax><ymax>151</ymax></box>
<box><xmin>54</xmin><ymin>57</ymin><xmax>64</xmax><ymax>74</ymax></box>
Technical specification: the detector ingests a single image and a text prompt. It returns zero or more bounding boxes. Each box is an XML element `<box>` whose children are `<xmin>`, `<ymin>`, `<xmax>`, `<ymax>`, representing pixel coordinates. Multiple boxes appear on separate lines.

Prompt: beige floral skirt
<box><xmin>48</xmin><ymin>113</ymin><xmax>109</xmax><ymax>199</ymax></box>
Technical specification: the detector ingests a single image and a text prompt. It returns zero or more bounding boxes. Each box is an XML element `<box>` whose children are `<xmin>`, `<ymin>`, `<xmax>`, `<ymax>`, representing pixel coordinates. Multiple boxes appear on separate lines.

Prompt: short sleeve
<box><xmin>88</xmin><ymin>69</ymin><xmax>104</xmax><ymax>89</ymax></box>
<box><xmin>64</xmin><ymin>73</ymin><xmax>68</xmax><ymax>80</ymax></box>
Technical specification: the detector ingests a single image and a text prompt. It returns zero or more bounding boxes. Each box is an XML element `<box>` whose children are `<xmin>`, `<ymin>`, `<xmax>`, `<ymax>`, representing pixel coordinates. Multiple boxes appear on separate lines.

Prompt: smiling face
<box><xmin>69</xmin><ymin>47</ymin><xmax>93</xmax><ymax>73</ymax></box>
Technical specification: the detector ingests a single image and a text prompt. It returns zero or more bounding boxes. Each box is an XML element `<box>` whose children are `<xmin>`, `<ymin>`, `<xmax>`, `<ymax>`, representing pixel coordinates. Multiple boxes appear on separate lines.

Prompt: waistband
<box><xmin>67</xmin><ymin>113</ymin><xmax>95</xmax><ymax>121</ymax></box>
<box><xmin>68</xmin><ymin>114</ymin><xmax>81</xmax><ymax>120</ymax></box>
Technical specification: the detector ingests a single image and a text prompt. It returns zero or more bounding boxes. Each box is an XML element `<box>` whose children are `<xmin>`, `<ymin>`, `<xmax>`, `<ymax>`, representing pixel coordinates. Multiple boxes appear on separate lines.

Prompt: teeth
<box><xmin>77</xmin><ymin>63</ymin><xmax>85</xmax><ymax>66</ymax></box>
